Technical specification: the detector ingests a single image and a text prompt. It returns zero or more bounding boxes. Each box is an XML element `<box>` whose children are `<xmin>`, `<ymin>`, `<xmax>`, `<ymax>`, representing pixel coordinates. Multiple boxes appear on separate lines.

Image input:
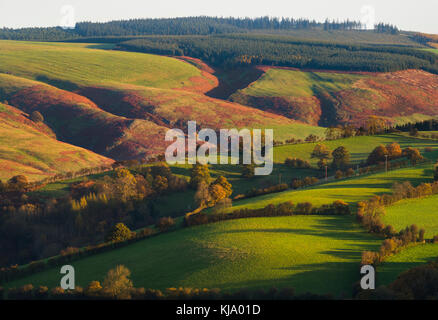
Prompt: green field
<box><xmin>0</xmin><ymin>40</ymin><xmax>205</xmax><ymax>89</ymax></box>
<box><xmin>228</xmin><ymin>162</ymin><xmax>435</xmax><ymax>212</ymax></box>
<box><xmin>234</xmin><ymin>69</ymin><xmax>365</xmax><ymax>98</ymax></box>
<box><xmin>383</xmin><ymin>194</ymin><xmax>438</xmax><ymax>238</ymax></box>
<box><xmin>377</xmin><ymin>243</ymin><xmax>438</xmax><ymax>286</ymax></box>
<box><xmin>4</xmin><ymin>215</ymin><xmax>382</xmax><ymax>296</ymax></box>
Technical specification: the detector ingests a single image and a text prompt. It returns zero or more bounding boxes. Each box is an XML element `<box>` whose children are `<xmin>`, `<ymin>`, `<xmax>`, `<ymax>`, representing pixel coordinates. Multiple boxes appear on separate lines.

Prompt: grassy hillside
<box><xmin>377</xmin><ymin>244</ymin><xmax>438</xmax><ymax>286</ymax></box>
<box><xmin>228</xmin><ymin>162</ymin><xmax>436</xmax><ymax>211</ymax></box>
<box><xmin>231</xmin><ymin>67</ymin><xmax>438</xmax><ymax>126</ymax></box>
<box><xmin>0</xmin><ymin>103</ymin><xmax>113</xmax><ymax>181</ymax></box>
<box><xmin>4</xmin><ymin>215</ymin><xmax>382</xmax><ymax>296</ymax></box>
<box><xmin>0</xmin><ymin>41</ymin><xmax>211</xmax><ymax>91</ymax></box>
<box><xmin>383</xmin><ymin>194</ymin><xmax>438</xmax><ymax>238</ymax></box>
<box><xmin>274</xmin><ymin>134</ymin><xmax>438</xmax><ymax>165</ymax></box>
<box><xmin>0</xmin><ymin>40</ymin><xmax>325</xmax><ymax>149</ymax></box>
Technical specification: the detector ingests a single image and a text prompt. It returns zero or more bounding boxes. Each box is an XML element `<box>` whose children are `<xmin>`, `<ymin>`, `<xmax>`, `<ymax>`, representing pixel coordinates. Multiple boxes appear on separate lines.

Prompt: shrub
<box><xmin>345</xmin><ymin>168</ymin><xmax>355</xmax><ymax>177</ymax></box>
<box><xmin>361</xmin><ymin>251</ymin><xmax>378</xmax><ymax>265</ymax></box>
<box><xmin>155</xmin><ymin>217</ymin><xmax>175</xmax><ymax>232</ymax></box>
<box><xmin>30</xmin><ymin>111</ymin><xmax>44</xmax><ymax>122</ymax></box>
<box><xmin>105</xmin><ymin>223</ymin><xmax>134</xmax><ymax>242</ymax></box>
<box><xmin>284</xmin><ymin>158</ymin><xmax>311</xmax><ymax>169</ymax></box>
<box><xmin>60</xmin><ymin>247</ymin><xmax>80</xmax><ymax>256</ymax></box>
<box><xmin>102</xmin><ymin>265</ymin><xmax>133</xmax><ymax>299</ymax></box>
<box><xmin>335</xmin><ymin>170</ymin><xmax>343</xmax><ymax>179</ymax></box>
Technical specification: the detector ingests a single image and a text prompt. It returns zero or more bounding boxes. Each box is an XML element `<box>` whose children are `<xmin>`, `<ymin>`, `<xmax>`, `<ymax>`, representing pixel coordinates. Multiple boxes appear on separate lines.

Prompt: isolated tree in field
<box><xmin>386</xmin><ymin>142</ymin><xmax>402</xmax><ymax>160</ymax></box>
<box><xmin>105</xmin><ymin>223</ymin><xmax>133</xmax><ymax>242</ymax></box>
<box><xmin>402</xmin><ymin>147</ymin><xmax>423</xmax><ymax>165</ymax></box>
<box><xmin>331</xmin><ymin>146</ymin><xmax>350</xmax><ymax>169</ymax></box>
<box><xmin>102</xmin><ymin>265</ymin><xmax>133</xmax><ymax>299</ymax></box>
<box><xmin>311</xmin><ymin>144</ymin><xmax>331</xmax><ymax>169</ymax></box>
<box><xmin>190</xmin><ymin>163</ymin><xmax>210</xmax><ymax>189</ymax></box>
<box><xmin>30</xmin><ymin>110</ymin><xmax>44</xmax><ymax>123</ymax></box>
<box><xmin>367</xmin><ymin>145</ymin><xmax>388</xmax><ymax>165</ymax></box>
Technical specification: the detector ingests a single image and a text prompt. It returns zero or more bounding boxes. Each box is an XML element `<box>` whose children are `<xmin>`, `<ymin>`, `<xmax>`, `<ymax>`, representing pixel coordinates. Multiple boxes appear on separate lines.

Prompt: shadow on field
<box><xmin>35</xmin><ymin>75</ymin><xmax>79</xmax><ymax>91</ymax></box>
<box><xmin>220</xmin><ymin>216</ymin><xmax>383</xmax><ymax>246</ymax></box>
<box><xmin>376</xmin><ymin>261</ymin><xmax>433</xmax><ymax>287</ymax></box>
<box><xmin>223</xmin><ymin>261</ymin><xmax>364</xmax><ymax>298</ymax></box>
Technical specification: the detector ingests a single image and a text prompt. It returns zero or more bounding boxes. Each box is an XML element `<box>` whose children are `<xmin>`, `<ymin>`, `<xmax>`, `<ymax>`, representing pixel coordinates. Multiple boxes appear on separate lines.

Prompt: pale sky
<box><xmin>0</xmin><ymin>0</ymin><xmax>436</xmax><ymax>34</ymax></box>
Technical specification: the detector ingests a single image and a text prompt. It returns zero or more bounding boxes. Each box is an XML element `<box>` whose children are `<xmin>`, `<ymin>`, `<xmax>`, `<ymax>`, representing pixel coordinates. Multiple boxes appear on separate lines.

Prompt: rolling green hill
<box><xmin>228</xmin><ymin>162</ymin><xmax>436</xmax><ymax>212</ymax></box>
<box><xmin>4</xmin><ymin>215</ymin><xmax>382</xmax><ymax>296</ymax></box>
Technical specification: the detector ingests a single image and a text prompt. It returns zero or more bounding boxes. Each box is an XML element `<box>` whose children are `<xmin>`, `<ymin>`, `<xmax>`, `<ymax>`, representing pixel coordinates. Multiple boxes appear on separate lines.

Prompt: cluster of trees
<box><xmin>117</xmin><ymin>34</ymin><xmax>438</xmax><ymax>73</ymax></box>
<box><xmin>291</xmin><ymin>177</ymin><xmax>320</xmax><ymax>189</ymax></box>
<box><xmin>185</xmin><ymin>200</ymin><xmax>350</xmax><ymax>227</ymax></box>
<box><xmin>0</xmin><ymin>27</ymin><xmax>77</xmax><ymax>41</ymax></box>
<box><xmin>367</xmin><ymin>143</ymin><xmax>423</xmax><ymax>165</ymax></box>
<box><xmin>374</xmin><ymin>23</ymin><xmax>399</xmax><ymax>34</ymax></box>
<box><xmin>323</xmin><ymin>19</ymin><xmax>363</xmax><ymax>31</ymax></box>
<box><xmin>0</xmin><ymin>163</ymin><xmax>188</xmax><ymax>267</ymax></box>
<box><xmin>396</xmin><ymin>119</ymin><xmax>438</xmax><ymax>132</ymax></box>
<box><xmin>310</xmin><ymin>144</ymin><xmax>351</xmax><ymax>170</ymax></box>
<box><xmin>188</xmin><ymin>163</ymin><xmax>233</xmax><ymax>212</ymax></box>
<box><xmin>284</xmin><ymin>158</ymin><xmax>311</xmax><ymax>169</ymax></box>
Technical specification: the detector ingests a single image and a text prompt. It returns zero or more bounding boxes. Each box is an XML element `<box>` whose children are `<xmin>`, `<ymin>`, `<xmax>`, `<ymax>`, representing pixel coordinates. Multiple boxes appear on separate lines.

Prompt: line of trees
<box><xmin>184</xmin><ymin>200</ymin><xmax>351</xmax><ymax>227</ymax></box>
<box><xmin>0</xmin><ymin>17</ymin><xmax>384</xmax><ymax>41</ymax></box>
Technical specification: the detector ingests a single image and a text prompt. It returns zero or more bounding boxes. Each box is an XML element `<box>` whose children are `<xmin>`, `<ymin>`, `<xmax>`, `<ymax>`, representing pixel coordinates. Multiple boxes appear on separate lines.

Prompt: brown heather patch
<box><xmin>234</xmin><ymin>68</ymin><xmax>438</xmax><ymax>127</ymax></box>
